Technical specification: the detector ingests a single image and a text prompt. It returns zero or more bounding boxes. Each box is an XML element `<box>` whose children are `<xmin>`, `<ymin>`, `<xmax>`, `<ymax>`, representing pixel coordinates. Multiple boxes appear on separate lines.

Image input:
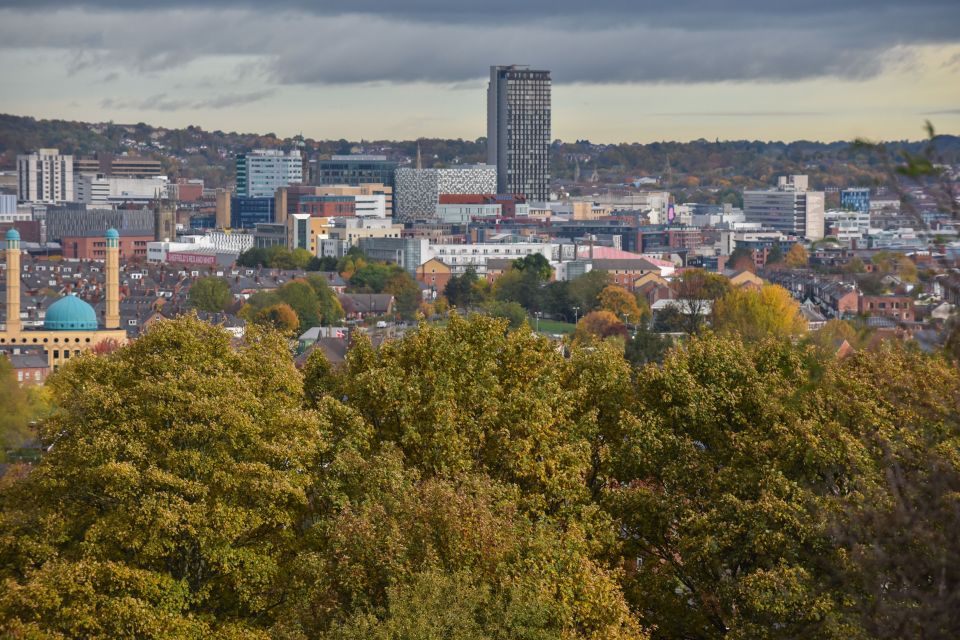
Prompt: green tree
<box><xmin>624</xmin><ymin>326</ymin><xmax>673</xmax><ymax>367</ymax></box>
<box><xmin>383</xmin><ymin>271</ymin><xmax>421</xmax><ymax>320</ymax></box>
<box><xmin>493</xmin><ymin>267</ymin><xmax>544</xmax><ymax>311</ymax></box>
<box><xmin>512</xmin><ymin>253</ymin><xmax>553</xmax><ymax>281</ymax></box>
<box><xmin>444</xmin><ymin>268</ymin><xmax>484</xmax><ymax>309</ymax></box>
<box><xmin>0</xmin><ymin>357</ymin><xmax>36</xmax><ymax>459</ymax></box>
<box><xmin>484</xmin><ymin>300</ymin><xmax>527</xmax><ymax>328</ymax></box>
<box><xmin>188</xmin><ymin>276</ymin><xmax>232</xmax><ymax>312</ymax></box>
<box><xmin>278</xmin><ymin>279</ymin><xmax>322</xmax><ymax>327</ymax></box>
<box><xmin>304</xmin><ymin>274</ymin><xmax>345</xmax><ymax>326</ymax></box>
<box><xmin>568</xmin><ymin>270</ymin><xmax>612</xmax><ymax>315</ymax></box>
<box><xmin>606</xmin><ymin>336</ymin><xmax>861</xmax><ymax>638</ymax></box>
<box><xmin>349</xmin><ymin>262</ymin><xmax>403</xmax><ymax>293</ymax></box>
<box><xmin>0</xmin><ymin>317</ymin><xmax>322</xmax><ymax>637</ymax></box>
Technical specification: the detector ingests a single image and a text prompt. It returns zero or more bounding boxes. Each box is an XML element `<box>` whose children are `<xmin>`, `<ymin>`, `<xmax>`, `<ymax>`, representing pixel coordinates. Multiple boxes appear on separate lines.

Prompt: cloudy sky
<box><xmin>0</xmin><ymin>0</ymin><xmax>958</xmax><ymax>142</ymax></box>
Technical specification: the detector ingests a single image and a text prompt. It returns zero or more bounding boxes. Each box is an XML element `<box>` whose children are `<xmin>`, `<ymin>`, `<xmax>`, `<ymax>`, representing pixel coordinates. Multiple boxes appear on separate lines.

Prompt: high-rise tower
<box><xmin>487</xmin><ymin>65</ymin><xmax>551</xmax><ymax>201</ymax></box>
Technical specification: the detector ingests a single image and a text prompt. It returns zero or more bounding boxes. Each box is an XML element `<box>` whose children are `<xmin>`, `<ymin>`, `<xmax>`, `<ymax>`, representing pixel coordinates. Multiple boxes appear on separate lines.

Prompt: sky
<box><xmin>0</xmin><ymin>0</ymin><xmax>958</xmax><ymax>143</ymax></box>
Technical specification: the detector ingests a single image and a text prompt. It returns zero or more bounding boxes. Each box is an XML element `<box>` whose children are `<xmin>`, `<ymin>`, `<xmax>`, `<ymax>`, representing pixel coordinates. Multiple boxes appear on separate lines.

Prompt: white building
<box><xmin>743</xmin><ymin>175</ymin><xmax>825</xmax><ymax>240</ymax></box>
<box><xmin>435</xmin><ymin>203</ymin><xmax>503</xmax><ymax>224</ymax></box>
<box><xmin>427</xmin><ymin>242</ymin><xmax>560</xmax><ymax>276</ymax></box>
<box><xmin>76</xmin><ymin>175</ymin><xmax>169</xmax><ymax>204</ymax></box>
<box><xmin>146</xmin><ymin>232</ymin><xmax>253</xmax><ymax>263</ymax></box>
<box><xmin>354</xmin><ymin>194</ymin><xmax>387</xmax><ymax>218</ymax></box>
<box><xmin>17</xmin><ymin>149</ymin><xmax>74</xmax><ymax>203</ymax></box>
<box><xmin>394</xmin><ymin>164</ymin><xmax>497</xmax><ymax>221</ymax></box>
<box><xmin>825</xmin><ymin>209</ymin><xmax>872</xmax><ymax>244</ymax></box>
<box><xmin>236</xmin><ymin>150</ymin><xmax>302</xmax><ymax>198</ymax></box>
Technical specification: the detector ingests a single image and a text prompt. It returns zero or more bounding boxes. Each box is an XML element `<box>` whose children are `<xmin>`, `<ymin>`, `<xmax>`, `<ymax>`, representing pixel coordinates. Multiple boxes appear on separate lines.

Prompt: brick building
<box><xmin>62</xmin><ymin>232</ymin><xmax>151</xmax><ymax>260</ymax></box>
<box><xmin>859</xmin><ymin>295</ymin><xmax>915</xmax><ymax>322</ymax></box>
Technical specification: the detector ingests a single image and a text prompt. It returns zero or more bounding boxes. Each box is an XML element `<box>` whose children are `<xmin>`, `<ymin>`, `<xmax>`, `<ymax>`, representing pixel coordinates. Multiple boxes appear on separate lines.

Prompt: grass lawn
<box><xmin>532</xmin><ymin>318</ymin><xmax>575</xmax><ymax>334</ymax></box>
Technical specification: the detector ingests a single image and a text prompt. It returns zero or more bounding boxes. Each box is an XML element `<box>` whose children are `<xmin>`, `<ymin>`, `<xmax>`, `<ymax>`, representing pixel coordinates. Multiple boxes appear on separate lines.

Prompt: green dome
<box><xmin>5</xmin><ymin>229</ymin><xmax>18</xmax><ymax>241</ymax></box>
<box><xmin>44</xmin><ymin>294</ymin><xmax>99</xmax><ymax>331</ymax></box>
<box><xmin>106</xmin><ymin>228</ymin><xmax>119</xmax><ymax>239</ymax></box>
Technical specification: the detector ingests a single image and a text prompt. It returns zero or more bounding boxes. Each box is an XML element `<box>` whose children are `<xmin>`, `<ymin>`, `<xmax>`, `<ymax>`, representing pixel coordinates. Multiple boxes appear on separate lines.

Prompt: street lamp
<box><xmin>573</xmin><ymin>306</ymin><xmax>580</xmax><ymax>325</ymax></box>
<box><xmin>535</xmin><ymin>311</ymin><xmax>541</xmax><ymax>332</ymax></box>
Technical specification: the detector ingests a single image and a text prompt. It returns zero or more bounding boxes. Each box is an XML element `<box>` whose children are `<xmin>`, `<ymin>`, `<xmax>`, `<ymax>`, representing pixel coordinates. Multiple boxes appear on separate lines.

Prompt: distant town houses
<box><xmin>1</xmin><ymin>65</ymin><xmax>958</xmax><ymax>365</ymax></box>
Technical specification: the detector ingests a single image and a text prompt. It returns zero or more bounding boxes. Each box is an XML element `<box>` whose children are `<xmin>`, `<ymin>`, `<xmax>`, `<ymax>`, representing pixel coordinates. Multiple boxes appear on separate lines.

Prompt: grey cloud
<box><xmin>0</xmin><ymin>4</ymin><xmax>957</xmax><ymax>86</ymax></box>
<box><xmin>100</xmin><ymin>90</ymin><xmax>272</xmax><ymax>111</ymax></box>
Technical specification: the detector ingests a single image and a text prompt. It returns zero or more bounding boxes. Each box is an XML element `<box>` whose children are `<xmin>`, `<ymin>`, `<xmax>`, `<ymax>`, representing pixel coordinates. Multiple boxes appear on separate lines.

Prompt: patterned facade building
<box><xmin>394</xmin><ymin>165</ymin><xmax>497</xmax><ymax>221</ymax></box>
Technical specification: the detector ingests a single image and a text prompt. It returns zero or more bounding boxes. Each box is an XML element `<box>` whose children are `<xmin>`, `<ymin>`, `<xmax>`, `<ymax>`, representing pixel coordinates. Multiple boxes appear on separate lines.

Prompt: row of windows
<box><xmin>0</xmin><ymin>336</ymin><xmax>94</xmax><ymax>344</ymax></box>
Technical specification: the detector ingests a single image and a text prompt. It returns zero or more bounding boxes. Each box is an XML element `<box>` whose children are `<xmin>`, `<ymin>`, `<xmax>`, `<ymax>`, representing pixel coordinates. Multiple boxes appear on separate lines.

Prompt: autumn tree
<box><xmin>598</xmin><ymin>285</ymin><xmax>646</xmax><ymax>325</ymax></box>
<box><xmin>712</xmin><ymin>283</ymin><xmax>807</xmax><ymax>342</ymax></box>
<box><xmin>785</xmin><ymin>243</ymin><xmax>809</xmax><ymax>268</ymax></box>
<box><xmin>254</xmin><ymin>302</ymin><xmax>300</xmax><ymax>335</ymax></box>
<box><xmin>574</xmin><ymin>310</ymin><xmax>628</xmax><ymax>343</ymax></box>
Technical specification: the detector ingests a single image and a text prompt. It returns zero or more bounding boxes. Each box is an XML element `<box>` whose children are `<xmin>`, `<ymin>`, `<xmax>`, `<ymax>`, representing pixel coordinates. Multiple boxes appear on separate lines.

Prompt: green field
<box><xmin>532</xmin><ymin>318</ymin><xmax>575</xmax><ymax>335</ymax></box>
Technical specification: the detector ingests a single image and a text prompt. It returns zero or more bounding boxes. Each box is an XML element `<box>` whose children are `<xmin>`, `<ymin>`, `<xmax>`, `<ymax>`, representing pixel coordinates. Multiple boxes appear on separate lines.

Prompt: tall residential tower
<box><xmin>487</xmin><ymin>65</ymin><xmax>551</xmax><ymax>201</ymax></box>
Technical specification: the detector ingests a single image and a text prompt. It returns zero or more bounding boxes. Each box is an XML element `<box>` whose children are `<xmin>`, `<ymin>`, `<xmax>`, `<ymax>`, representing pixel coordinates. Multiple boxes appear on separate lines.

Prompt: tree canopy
<box><xmin>1</xmin><ymin>311</ymin><xmax>958</xmax><ymax>638</ymax></box>
<box><xmin>188</xmin><ymin>276</ymin><xmax>232</xmax><ymax>313</ymax></box>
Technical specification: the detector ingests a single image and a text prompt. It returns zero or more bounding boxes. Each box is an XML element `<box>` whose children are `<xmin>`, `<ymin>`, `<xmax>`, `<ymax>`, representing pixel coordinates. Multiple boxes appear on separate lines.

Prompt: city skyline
<box><xmin>0</xmin><ymin>1</ymin><xmax>957</xmax><ymax>143</ymax></box>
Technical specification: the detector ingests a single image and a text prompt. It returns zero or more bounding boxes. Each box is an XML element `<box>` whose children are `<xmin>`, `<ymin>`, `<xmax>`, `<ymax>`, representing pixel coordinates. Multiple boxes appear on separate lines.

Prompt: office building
<box><xmin>316</xmin><ymin>155</ymin><xmax>397</xmax><ymax>189</ymax></box>
<box><xmin>394</xmin><ymin>165</ymin><xmax>497</xmax><ymax>221</ymax></box>
<box><xmin>235</xmin><ymin>150</ymin><xmax>302</xmax><ymax>198</ymax></box>
<box><xmin>840</xmin><ymin>188</ymin><xmax>871</xmax><ymax>213</ymax></box>
<box><xmin>74</xmin><ymin>154</ymin><xmax>163</xmax><ymax>178</ymax></box>
<box><xmin>230</xmin><ymin>197</ymin><xmax>276</xmax><ymax>229</ymax></box>
<box><xmin>45</xmin><ymin>204</ymin><xmax>154</xmax><ymax>243</ymax></box>
<box><xmin>487</xmin><ymin>65</ymin><xmax>551</xmax><ymax>200</ymax></box>
<box><xmin>75</xmin><ymin>175</ymin><xmax>170</xmax><ymax>204</ymax></box>
<box><xmin>358</xmin><ymin>237</ymin><xmax>431</xmax><ymax>275</ymax></box>
<box><xmin>17</xmin><ymin>149</ymin><xmax>74</xmax><ymax>203</ymax></box>
<box><xmin>312</xmin><ymin>184</ymin><xmax>393</xmax><ymax>217</ymax></box>
<box><xmin>743</xmin><ymin>175</ymin><xmax>825</xmax><ymax>240</ymax></box>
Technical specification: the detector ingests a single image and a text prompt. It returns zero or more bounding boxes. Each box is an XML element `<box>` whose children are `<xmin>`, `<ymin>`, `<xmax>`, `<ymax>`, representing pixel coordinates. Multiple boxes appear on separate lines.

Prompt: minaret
<box><xmin>105</xmin><ymin>228</ymin><xmax>120</xmax><ymax>329</ymax></box>
<box><xmin>4</xmin><ymin>229</ymin><xmax>21</xmax><ymax>335</ymax></box>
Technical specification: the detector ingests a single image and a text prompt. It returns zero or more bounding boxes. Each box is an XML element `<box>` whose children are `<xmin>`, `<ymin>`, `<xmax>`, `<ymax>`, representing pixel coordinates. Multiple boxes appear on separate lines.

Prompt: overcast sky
<box><xmin>0</xmin><ymin>0</ymin><xmax>958</xmax><ymax>142</ymax></box>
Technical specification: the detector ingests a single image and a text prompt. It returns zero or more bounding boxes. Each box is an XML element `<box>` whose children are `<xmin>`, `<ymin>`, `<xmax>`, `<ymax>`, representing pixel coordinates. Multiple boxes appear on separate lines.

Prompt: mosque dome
<box><xmin>5</xmin><ymin>228</ymin><xmax>19</xmax><ymax>241</ymax></box>
<box><xmin>106</xmin><ymin>228</ymin><xmax>119</xmax><ymax>239</ymax></box>
<box><xmin>44</xmin><ymin>294</ymin><xmax>99</xmax><ymax>331</ymax></box>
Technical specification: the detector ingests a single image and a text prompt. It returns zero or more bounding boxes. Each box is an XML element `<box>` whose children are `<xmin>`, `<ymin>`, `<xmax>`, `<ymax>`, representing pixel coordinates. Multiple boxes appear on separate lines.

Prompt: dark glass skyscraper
<box><xmin>315</xmin><ymin>155</ymin><xmax>397</xmax><ymax>189</ymax></box>
<box><xmin>487</xmin><ymin>66</ymin><xmax>551</xmax><ymax>201</ymax></box>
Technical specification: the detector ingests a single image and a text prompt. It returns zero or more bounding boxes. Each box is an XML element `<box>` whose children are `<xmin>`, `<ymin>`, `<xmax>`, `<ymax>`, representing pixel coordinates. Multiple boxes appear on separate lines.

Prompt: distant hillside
<box><xmin>1</xmin><ymin>113</ymin><xmax>957</xmax><ymax>195</ymax></box>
